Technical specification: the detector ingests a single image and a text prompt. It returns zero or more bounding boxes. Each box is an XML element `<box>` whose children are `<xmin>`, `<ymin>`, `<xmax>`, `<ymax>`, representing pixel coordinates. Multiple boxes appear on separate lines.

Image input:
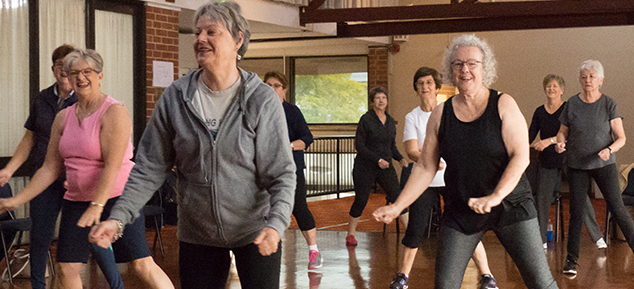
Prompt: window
<box><xmin>294</xmin><ymin>56</ymin><xmax>367</xmax><ymax>124</ymax></box>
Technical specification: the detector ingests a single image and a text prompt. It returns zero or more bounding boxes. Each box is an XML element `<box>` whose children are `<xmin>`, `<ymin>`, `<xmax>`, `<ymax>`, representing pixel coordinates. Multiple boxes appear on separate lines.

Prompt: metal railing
<box><xmin>304</xmin><ymin>136</ymin><xmax>356</xmax><ymax>198</ymax></box>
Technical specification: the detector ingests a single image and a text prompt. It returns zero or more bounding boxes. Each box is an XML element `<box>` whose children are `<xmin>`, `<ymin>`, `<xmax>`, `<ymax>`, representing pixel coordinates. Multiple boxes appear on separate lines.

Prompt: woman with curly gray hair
<box><xmin>374</xmin><ymin>34</ymin><xmax>558</xmax><ymax>288</ymax></box>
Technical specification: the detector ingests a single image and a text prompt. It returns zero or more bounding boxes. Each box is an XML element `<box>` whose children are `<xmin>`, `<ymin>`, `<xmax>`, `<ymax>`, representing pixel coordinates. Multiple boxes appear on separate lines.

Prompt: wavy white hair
<box><xmin>441</xmin><ymin>34</ymin><xmax>497</xmax><ymax>87</ymax></box>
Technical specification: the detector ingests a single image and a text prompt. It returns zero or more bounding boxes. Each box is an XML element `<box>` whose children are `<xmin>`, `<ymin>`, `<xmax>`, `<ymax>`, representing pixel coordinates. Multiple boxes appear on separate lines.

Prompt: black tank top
<box><xmin>438</xmin><ymin>89</ymin><xmax>534</xmax><ymax>234</ymax></box>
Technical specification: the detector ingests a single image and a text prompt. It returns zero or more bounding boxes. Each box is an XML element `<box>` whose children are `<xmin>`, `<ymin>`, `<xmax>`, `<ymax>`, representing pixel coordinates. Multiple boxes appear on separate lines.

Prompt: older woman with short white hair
<box><xmin>555</xmin><ymin>60</ymin><xmax>634</xmax><ymax>276</ymax></box>
<box><xmin>89</xmin><ymin>1</ymin><xmax>296</xmax><ymax>289</ymax></box>
<box><xmin>374</xmin><ymin>34</ymin><xmax>558</xmax><ymax>289</ymax></box>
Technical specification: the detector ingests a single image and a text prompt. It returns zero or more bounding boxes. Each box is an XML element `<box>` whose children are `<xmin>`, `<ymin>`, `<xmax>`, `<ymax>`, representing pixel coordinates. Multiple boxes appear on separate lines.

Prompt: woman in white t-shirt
<box><xmin>388</xmin><ymin>67</ymin><xmax>497</xmax><ymax>289</ymax></box>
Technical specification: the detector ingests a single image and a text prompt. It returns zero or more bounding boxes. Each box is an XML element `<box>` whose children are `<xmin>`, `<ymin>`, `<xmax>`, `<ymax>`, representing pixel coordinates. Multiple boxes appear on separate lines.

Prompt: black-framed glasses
<box><xmin>451</xmin><ymin>60</ymin><xmax>482</xmax><ymax>70</ymax></box>
<box><xmin>416</xmin><ymin>80</ymin><xmax>435</xmax><ymax>87</ymax></box>
<box><xmin>267</xmin><ymin>83</ymin><xmax>283</xmax><ymax>89</ymax></box>
<box><xmin>68</xmin><ymin>68</ymin><xmax>97</xmax><ymax>78</ymax></box>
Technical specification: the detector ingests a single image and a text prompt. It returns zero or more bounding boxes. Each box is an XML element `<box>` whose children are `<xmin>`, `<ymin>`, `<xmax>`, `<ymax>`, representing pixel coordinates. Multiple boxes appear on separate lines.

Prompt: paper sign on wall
<box><xmin>153</xmin><ymin>61</ymin><xmax>174</xmax><ymax>87</ymax></box>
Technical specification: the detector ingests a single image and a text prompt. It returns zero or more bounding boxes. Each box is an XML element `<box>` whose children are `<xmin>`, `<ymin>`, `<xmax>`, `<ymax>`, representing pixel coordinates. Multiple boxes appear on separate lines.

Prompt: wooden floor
<box><xmin>1</xmin><ymin>194</ymin><xmax>633</xmax><ymax>289</ymax></box>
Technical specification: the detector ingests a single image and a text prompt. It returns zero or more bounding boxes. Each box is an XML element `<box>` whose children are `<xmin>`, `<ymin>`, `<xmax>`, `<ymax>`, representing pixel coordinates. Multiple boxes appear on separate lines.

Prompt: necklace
<box><xmin>76</xmin><ymin>93</ymin><xmax>106</xmax><ymax>124</ymax></box>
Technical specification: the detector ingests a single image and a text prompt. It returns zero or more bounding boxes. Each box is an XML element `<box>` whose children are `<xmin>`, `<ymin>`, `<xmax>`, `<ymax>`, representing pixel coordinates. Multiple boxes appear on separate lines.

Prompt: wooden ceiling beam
<box><xmin>300</xmin><ymin>0</ymin><xmax>634</xmax><ymax>26</ymax></box>
<box><xmin>335</xmin><ymin>12</ymin><xmax>634</xmax><ymax>37</ymax></box>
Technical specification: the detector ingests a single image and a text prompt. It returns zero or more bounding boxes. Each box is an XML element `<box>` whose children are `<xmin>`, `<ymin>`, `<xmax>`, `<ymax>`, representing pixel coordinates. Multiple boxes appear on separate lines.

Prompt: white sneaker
<box><xmin>596</xmin><ymin>238</ymin><xmax>607</xmax><ymax>249</ymax></box>
<box><xmin>543</xmin><ymin>243</ymin><xmax>547</xmax><ymax>249</ymax></box>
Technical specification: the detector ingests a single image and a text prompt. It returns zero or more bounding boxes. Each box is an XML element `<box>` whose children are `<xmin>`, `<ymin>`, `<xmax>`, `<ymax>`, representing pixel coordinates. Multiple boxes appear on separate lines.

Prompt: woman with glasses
<box><xmin>264</xmin><ymin>71</ymin><xmax>323</xmax><ymax>270</ymax></box>
<box><xmin>390</xmin><ymin>67</ymin><xmax>497</xmax><ymax>289</ymax></box>
<box><xmin>0</xmin><ymin>49</ymin><xmax>173</xmax><ymax>289</ymax></box>
<box><xmin>347</xmin><ymin>86</ymin><xmax>409</xmax><ymax>247</ymax></box>
<box><xmin>374</xmin><ymin>34</ymin><xmax>558</xmax><ymax>289</ymax></box>
<box><xmin>556</xmin><ymin>60</ymin><xmax>634</xmax><ymax>276</ymax></box>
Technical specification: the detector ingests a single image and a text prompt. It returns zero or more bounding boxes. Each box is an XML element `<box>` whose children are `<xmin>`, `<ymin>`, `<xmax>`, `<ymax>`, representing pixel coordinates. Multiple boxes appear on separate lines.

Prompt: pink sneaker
<box><xmin>308</xmin><ymin>250</ymin><xmax>323</xmax><ymax>269</ymax></box>
<box><xmin>346</xmin><ymin>235</ymin><xmax>357</xmax><ymax>246</ymax></box>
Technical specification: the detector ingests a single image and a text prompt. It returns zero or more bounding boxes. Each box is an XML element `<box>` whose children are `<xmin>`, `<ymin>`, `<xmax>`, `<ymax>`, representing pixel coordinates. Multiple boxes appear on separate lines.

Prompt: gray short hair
<box><xmin>579</xmin><ymin>59</ymin><xmax>604</xmax><ymax>79</ymax></box>
<box><xmin>193</xmin><ymin>0</ymin><xmax>251</xmax><ymax>59</ymax></box>
<box><xmin>441</xmin><ymin>34</ymin><xmax>497</xmax><ymax>87</ymax></box>
<box><xmin>63</xmin><ymin>49</ymin><xmax>104</xmax><ymax>73</ymax></box>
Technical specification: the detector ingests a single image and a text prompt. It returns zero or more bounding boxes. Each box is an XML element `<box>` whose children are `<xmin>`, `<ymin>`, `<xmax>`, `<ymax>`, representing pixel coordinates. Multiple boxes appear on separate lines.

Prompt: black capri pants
<box><xmin>349</xmin><ymin>160</ymin><xmax>401</xmax><ymax>218</ymax></box>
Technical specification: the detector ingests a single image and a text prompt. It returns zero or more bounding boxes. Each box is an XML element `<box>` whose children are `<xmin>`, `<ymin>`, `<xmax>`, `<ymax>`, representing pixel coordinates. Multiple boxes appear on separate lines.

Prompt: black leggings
<box><xmin>292</xmin><ymin>170</ymin><xmax>316</xmax><ymax>231</ymax></box>
<box><xmin>179</xmin><ymin>241</ymin><xmax>282</xmax><ymax>289</ymax></box>
<box><xmin>349</xmin><ymin>161</ymin><xmax>401</xmax><ymax>218</ymax></box>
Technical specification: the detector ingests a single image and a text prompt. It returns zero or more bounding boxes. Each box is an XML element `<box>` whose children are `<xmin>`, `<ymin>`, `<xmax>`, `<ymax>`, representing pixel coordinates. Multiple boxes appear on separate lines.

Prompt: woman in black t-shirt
<box><xmin>374</xmin><ymin>34</ymin><xmax>558</xmax><ymax>289</ymax></box>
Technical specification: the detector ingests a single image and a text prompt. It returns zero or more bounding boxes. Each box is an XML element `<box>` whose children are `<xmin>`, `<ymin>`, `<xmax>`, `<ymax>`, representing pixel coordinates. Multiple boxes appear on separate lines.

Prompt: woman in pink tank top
<box><xmin>0</xmin><ymin>49</ymin><xmax>173</xmax><ymax>289</ymax></box>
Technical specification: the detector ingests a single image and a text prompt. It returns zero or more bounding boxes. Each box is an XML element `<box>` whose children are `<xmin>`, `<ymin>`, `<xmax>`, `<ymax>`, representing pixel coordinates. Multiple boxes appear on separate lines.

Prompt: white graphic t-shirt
<box><xmin>192</xmin><ymin>76</ymin><xmax>241</xmax><ymax>139</ymax></box>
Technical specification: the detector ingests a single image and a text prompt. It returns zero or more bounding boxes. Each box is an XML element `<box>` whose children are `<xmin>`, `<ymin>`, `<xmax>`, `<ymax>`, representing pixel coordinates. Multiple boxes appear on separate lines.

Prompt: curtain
<box><xmin>95</xmin><ymin>10</ymin><xmax>134</xmax><ymax>122</ymax></box>
<box><xmin>0</xmin><ymin>0</ymin><xmax>29</xmax><ymax>158</ymax></box>
<box><xmin>39</xmin><ymin>0</ymin><xmax>85</xmax><ymax>89</ymax></box>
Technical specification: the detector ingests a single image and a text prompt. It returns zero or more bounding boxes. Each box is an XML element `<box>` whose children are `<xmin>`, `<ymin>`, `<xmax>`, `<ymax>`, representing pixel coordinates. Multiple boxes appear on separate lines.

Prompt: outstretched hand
<box><xmin>253</xmin><ymin>227</ymin><xmax>280</xmax><ymax>256</ymax></box>
<box><xmin>89</xmin><ymin>220</ymin><xmax>118</xmax><ymax>249</ymax></box>
<box><xmin>372</xmin><ymin>204</ymin><xmax>401</xmax><ymax>224</ymax></box>
<box><xmin>0</xmin><ymin>197</ymin><xmax>19</xmax><ymax>215</ymax></box>
<box><xmin>77</xmin><ymin>206</ymin><xmax>103</xmax><ymax>228</ymax></box>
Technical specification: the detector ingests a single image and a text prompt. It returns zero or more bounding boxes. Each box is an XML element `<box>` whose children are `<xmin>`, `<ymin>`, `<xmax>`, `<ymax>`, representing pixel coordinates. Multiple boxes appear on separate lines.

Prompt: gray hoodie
<box><xmin>109</xmin><ymin>68</ymin><xmax>296</xmax><ymax>248</ymax></box>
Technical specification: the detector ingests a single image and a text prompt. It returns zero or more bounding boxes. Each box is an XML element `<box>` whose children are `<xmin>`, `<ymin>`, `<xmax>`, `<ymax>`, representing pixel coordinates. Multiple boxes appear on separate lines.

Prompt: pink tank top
<box><xmin>59</xmin><ymin>96</ymin><xmax>135</xmax><ymax>202</ymax></box>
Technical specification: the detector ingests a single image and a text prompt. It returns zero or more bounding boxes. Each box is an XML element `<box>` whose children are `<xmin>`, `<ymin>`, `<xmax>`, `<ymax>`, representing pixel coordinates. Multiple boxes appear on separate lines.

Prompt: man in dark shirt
<box><xmin>0</xmin><ymin>44</ymin><xmax>122</xmax><ymax>289</ymax></box>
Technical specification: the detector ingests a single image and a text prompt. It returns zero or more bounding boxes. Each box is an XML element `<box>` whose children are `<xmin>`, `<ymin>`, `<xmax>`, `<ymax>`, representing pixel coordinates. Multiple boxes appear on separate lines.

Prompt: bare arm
<box><xmin>555</xmin><ymin>124</ymin><xmax>568</xmax><ymax>153</ymax></box>
<box><xmin>598</xmin><ymin>117</ymin><xmax>626</xmax><ymax>161</ymax></box>
<box><xmin>469</xmin><ymin>94</ymin><xmax>530</xmax><ymax>214</ymax></box>
<box><xmin>404</xmin><ymin>139</ymin><xmax>420</xmax><ymax>162</ymax></box>
<box><xmin>1</xmin><ymin>112</ymin><xmax>66</xmax><ymax>210</ymax></box>
<box><xmin>77</xmin><ymin>104</ymin><xmax>132</xmax><ymax>228</ymax></box>
<box><xmin>373</xmin><ymin>104</ymin><xmax>444</xmax><ymax>223</ymax></box>
<box><xmin>0</xmin><ymin>130</ymin><xmax>35</xmax><ymax>186</ymax></box>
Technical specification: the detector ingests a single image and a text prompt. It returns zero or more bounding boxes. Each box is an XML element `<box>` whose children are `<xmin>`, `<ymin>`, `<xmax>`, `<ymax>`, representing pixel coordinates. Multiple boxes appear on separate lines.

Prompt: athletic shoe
<box><xmin>308</xmin><ymin>250</ymin><xmax>323</xmax><ymax>269</ymax></box>
<box><xmin>390</xmin><ymin>272</ymin><xmax>408</xmax><ymax>289</ymax></box>
<box><xmin>479</xmin><ymin>274</ymin><xmax>498</xmax><ymax>289</ymax></box>
<box><xmin>346</xmin><ymin>235</ymin><xmax>357</xmax><ymax>246</ymax></box>
<box><xmin>596</xmin><ymin>238</ymin><xmax>608</xmax><ymax>249</ymax></box>
<box><xmin>563</xmin><ymin>259</ymin><xmax>578</xmax><ymax>275</ymax></box>
<box><xmin>543</xmin><ymin>243</ymin><xmax>547</xmax><ymax>249</ymax></box>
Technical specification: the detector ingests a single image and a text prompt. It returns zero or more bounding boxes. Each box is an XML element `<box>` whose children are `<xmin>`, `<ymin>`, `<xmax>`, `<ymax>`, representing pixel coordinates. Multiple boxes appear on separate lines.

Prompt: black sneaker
<box><xmin>390</xmin><ymin>273</ymin><xmax>408</xmax><ymax>289</ymax></box>
<box><xmin>479</xmin><ymin>274</ymin><xmax>498</xmax><ymax>289</ymax></box>
<box><xmin>563</xmin><ymin>259</ymin><xmax>578</xmax><ymax>275</ymax></box>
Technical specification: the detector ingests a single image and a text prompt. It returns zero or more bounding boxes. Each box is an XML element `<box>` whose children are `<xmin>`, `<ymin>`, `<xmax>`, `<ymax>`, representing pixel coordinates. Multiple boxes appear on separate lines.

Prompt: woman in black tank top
<box><xmin>373</xmin><ymin>34</ymin><xmax>558</xmax><ymax>289</ymax></box>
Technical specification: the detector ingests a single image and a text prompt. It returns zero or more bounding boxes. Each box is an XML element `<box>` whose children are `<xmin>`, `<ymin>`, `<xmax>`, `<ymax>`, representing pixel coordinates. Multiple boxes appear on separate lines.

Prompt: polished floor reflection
<box><xmin>1</xmin><ymin>195</ymin><xmax>633</xmax><ymax>288</ymax></box>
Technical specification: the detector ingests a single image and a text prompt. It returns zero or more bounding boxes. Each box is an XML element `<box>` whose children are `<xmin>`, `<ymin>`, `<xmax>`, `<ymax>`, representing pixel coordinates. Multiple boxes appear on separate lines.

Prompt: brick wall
<box><xmin>145</xmin><ymin>5</ymin><xmax>180</xmax><ymax>122</ymax></box>
<box><xmin>368</xmin><ymin>46</ymin><xmax>389</xmax><ymax>91</ymax></box>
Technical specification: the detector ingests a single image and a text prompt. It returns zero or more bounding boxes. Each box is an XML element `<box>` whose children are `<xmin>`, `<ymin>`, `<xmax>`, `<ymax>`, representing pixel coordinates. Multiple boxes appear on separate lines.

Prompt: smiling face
<box><xmin>52</xmin><ymin>59</ymin><xmax>72</xmax><ymax>93</ymax></box>
<box><xmin>415</xmin><ymin>75</ymin><xmax>438</xmax><ymax>103</ymax></box>
<box><xmin>67</xmin><ymin>59</ymin><xmax>102</xmax><ymax>98</ymax></box>
<box><xmin>579</xmin><ymin>69</ymin><xmax>603</xmax><ymax>93</ymax></box>
<box><xmin>544</xmin><ymin>80</ymin><xmax>564</xmax><ymax>100</ymax></box>
<box><xmin>193</xmin><ymin>17</ymin><xmax>243</xmax><ymax>71</ymax></box>
<box><xmin>451</xmin><ymin>46</ymin><xmax>484</xmax><ymax>93</ymax></box>
<box><xmin>373</xmin><ymin>92</ymin><xmax>388</xmax><ymax>111</ymax></box>
<box><xmin>265</xmin><ymin>77</ymin><xmax>287</xmax><ymax>102</ymax></box>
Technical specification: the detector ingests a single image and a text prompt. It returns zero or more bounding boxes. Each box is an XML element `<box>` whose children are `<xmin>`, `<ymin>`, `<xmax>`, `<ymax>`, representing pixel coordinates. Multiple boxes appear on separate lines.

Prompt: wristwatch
<box><xmin>608</xmin><ymin>147</ymin><xmax>613</xmax><ymax>155</ymax></box>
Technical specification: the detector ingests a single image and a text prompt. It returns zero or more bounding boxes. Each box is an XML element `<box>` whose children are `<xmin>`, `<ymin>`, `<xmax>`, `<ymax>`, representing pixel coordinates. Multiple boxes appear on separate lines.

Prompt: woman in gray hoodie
<box><xmin>89</xmin><ymin>1</ymin><xmax>296</xmax><ymax>289</ymax></box>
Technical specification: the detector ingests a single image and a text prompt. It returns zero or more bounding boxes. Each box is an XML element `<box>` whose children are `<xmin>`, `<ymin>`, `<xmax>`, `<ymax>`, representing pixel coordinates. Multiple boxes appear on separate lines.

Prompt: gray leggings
<box><xmin>435</xmin><ymin>218</ymin><xmax>558</xmax><ymax>289</ymax></box>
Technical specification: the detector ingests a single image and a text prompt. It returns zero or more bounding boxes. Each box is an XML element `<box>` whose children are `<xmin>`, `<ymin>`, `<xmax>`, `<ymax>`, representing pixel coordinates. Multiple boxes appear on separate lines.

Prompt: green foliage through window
<box><xmin>295</xmin><ymin>73</ymin><xmax>367</xmax><ymax>123</ymax></box>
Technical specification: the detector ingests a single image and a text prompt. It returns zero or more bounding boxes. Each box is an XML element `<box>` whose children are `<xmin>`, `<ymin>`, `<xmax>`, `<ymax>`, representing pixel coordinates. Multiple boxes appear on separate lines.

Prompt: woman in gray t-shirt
<box><xmin>555</xmin><ymin>59</ymin><xmax>634</xmax><ymax>276</ymax></box>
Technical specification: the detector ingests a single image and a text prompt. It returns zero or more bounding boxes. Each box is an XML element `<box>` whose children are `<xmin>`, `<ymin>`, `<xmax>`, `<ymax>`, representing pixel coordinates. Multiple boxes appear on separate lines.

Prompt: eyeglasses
<box><xmin>267</xmin><ymin>83</ymin><xmax>283</xmax><ymax>89</ymax></box>
<box><xmin>416</xmin><ymin>80</ymin><xmax>435</xmax><ymax>87</ymax></box>
<box><xmin>68</xmin><ymin>68</ymin><xmax>97</xmax><ymax>78</ymax></box>
<box><xmin>451</xmin><ymin>59</ymin><xmax>482</xmax><ymax>70</ymax></box>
